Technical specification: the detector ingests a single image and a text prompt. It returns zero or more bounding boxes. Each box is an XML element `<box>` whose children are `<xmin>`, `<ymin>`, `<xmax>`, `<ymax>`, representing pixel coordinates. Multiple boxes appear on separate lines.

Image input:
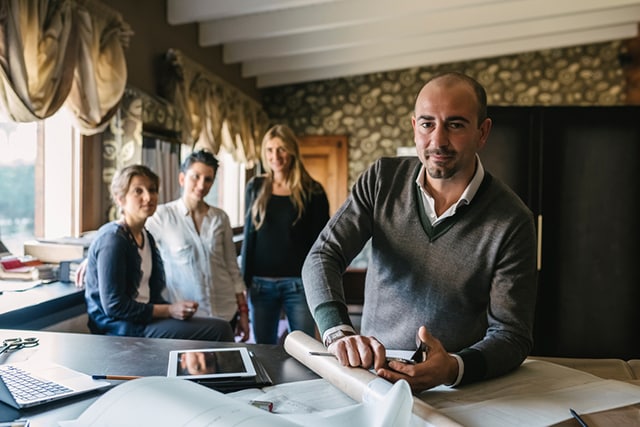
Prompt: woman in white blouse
<box><xmin>146</xmin><ymin>150</ymin><xmax>250</xmax><ymax>341</ymax></box>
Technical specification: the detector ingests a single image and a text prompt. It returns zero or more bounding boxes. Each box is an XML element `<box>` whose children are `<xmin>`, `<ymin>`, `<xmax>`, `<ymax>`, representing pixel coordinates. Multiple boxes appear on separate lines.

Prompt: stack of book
<box><xmin>0</xmin><ymin>255</ymin><xmax>57</xmax><ymax>281</ymax></box>
<box><xmin>58</xmin><ymin>259</ymin><xmax>85</xmax><ymax>283</ymax></box>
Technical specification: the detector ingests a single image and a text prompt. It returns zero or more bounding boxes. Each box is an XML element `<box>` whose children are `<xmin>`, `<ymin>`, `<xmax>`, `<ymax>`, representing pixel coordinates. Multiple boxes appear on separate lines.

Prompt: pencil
<box><xmin>92</xmin><ymin>374</ymin><xmax>142</xmax><ymax>380</ymax></box>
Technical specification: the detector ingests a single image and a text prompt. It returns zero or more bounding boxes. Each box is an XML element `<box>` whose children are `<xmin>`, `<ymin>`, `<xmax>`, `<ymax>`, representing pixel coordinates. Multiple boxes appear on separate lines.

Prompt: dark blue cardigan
<box><xmin>84</xmin><ymin>221</ymin><xmax>168</xmax><ymax>336</ymax></box>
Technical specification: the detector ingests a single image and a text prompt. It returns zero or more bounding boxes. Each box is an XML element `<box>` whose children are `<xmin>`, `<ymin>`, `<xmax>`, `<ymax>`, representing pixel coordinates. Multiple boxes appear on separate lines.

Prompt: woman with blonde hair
<box><xmin>241</xmin><ymin>124</ymin><xmax>329</xmax><ymax>344</ymax></box>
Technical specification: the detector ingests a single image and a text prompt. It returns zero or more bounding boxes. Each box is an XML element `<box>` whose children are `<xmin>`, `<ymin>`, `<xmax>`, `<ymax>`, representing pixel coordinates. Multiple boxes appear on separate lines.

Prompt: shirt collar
<box><xmin>178</xmin><ymin>197</ymin><xmax>213</xmax><ymax>218</ymax></box>
<box><xmin>459</xmin><ymin>155</ymin><xmax>485</xmax><ymax>205</ymax></box>
<box><xmin>415</xmin><ymin>155</ymin><xmax>485</xmax><ymax>224</ymax></box>
<box><xmin>177</xmin><ymin>198</ymin><xmax>191</xmax><ymax>216</ymax></box>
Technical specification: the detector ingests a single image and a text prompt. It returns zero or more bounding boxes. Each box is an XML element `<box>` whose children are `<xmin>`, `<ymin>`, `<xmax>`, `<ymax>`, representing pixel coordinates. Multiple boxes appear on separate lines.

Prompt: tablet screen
<box><xmin>167</xmin><ymin>347</ymin><xmax>256</xmax><ymax>379</ymax></box>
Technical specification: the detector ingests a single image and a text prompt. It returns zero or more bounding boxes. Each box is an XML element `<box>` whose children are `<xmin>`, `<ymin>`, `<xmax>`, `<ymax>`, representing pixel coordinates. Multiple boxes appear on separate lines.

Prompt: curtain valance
<box><xmin>162</xmin><ymin>49</ymin><xmax>268</xmax><ymax>167</ymax></box>
<box><xmin>0</xmin><ymin>0</ymin><xmax>132</xmax><ymax>135</ymax></box>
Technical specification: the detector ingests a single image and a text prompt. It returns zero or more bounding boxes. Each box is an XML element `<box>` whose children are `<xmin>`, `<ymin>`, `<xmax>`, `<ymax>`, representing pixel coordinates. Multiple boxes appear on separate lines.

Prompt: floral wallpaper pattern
<box><xmin>101</xmin><ymin>87</ymin><xmax>180</xmax><ymax>220</ymax></box>
<box><xmin>98</xmin><ymin>40</ymin><xmax>629</xmax><ymax>224</ymax></box>
<box><xmin>262</xmin><ymin>40</ymin><xmax>627</xmax><ymax>187</ymax></box>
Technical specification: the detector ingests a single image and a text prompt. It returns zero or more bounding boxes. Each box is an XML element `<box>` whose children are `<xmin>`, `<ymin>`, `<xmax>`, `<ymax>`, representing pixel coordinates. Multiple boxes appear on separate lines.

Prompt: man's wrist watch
<box><xmin>324</xmin><ymin>328</ymin><xmax>355</xmax><ymax>347</ymax></box>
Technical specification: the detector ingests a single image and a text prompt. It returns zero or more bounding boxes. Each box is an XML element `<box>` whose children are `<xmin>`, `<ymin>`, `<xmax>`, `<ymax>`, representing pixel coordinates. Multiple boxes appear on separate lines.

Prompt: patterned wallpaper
<box><xmin>101</xmin><ymin>87</ymin><xmax>181</xmax><ymax>220</ymax></box>
<box><xmin>262</xmin><ymin>40</ymin><xmax>627</xmax><ymax>187</ymax></box>
<box><xmin>97</xmin><ymin>40</ymin><xmax>629</xmax><ymax>225</ymax></box>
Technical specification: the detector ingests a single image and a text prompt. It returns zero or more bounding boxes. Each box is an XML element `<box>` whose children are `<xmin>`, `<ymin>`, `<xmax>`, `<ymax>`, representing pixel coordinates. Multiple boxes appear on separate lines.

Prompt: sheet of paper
<box><xmin>419</xmin><ymin>359</ymin><xmax>640</xmax><ymax>427</ymax></box>
<box><xmin>441</xmin><ymin>380</ymin><xmax>640</xmax><ymax>427</ymax></box>
<box><xmin>230</xmin><ymin>378</ymin><xmax>432</xmax><ymax>427</ymax></box>
<box><xmin>59</xmin><ymin>376</ymin><xmax>416</xmax><ymax>427</ymax></box>
<box><xmin>58</xmin><ymin>377</ymin><xmax>301</xmax><ymax>427</ymax></box>
<box><xmin>281</xmin><ymin>379</ymin><xmax>414</xmax><ymax>427</ymax></box>
<box><xmin>229</xmin><ymin>378</ymin><xmax>357</xmax><ymax>413</ymax></box>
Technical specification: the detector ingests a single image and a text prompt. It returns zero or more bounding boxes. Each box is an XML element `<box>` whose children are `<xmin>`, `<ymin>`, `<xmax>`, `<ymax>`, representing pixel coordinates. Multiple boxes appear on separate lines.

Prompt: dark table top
<box><xmin>0</xmin><ymin>282</ymin><xmax>84</xmax><ymax>329</ymax></box>
<box><xmin>0</xmin><ymin>329</ymin><xmax>319</xmax><ymax>427</ymax></box>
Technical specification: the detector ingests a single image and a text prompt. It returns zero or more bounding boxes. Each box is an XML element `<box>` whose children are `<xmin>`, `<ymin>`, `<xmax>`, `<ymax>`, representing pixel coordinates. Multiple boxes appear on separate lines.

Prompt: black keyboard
<box><xmin>0</xmin><ymin>365</ymin><xmax>72</xmax><ymax>402</ymax></box>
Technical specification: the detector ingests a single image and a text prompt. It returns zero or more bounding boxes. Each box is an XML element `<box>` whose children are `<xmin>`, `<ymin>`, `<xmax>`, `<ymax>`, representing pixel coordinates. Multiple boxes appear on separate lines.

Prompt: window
<box><xmin>210</xmin><ymin>150</ymin><xmax>246</xmax><ymax>228</ymax></box>
<box><xmin>0</xmin><ymin>109</ymin><xmax>79</xmax><ymax>256</ymax></box>
<box><xmin>1</xmin><ymin>109</ymin><xmax>247</xmax><ymax>258</ymax></box>
<box><xmin>0</xmin><ymin>120</ymin><xmax>37</xmax><ymax>255</ymax></box>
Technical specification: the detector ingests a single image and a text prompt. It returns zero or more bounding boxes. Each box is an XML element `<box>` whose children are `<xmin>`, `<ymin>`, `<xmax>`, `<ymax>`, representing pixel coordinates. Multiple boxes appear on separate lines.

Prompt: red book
<box><xmin>0</xmin><ymin>257</ymin><xmax>24</xmax><ymax>270</ymax></box>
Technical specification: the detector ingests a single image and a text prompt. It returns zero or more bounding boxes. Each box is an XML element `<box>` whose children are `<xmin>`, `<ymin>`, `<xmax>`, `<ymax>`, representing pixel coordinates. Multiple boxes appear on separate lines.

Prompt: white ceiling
<box><xmin>167</xmin><ymin>0</ymin><xmax>640</xmax><ymax>88</ymax></box>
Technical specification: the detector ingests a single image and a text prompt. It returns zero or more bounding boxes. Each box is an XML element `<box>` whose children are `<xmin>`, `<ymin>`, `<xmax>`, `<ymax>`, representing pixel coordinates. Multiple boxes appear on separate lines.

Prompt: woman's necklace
<box><xmin>272</xmin><ymin>179</ymin><xmax>291</xmax><ymax>195</ymax></box>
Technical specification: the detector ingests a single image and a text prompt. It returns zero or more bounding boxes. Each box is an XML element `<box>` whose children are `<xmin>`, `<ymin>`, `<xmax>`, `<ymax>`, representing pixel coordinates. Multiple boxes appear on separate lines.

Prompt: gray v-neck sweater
<box><xmin>302</xmin><ymin>156</ymin><xmax>537</xmax><ymax>385</ymax></box>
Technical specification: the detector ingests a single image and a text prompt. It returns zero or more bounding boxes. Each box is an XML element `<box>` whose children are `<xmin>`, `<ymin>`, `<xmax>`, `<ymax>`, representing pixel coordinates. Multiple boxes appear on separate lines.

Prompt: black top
<box><xmin>253</xmin><ymin>195</ymin><xmax>300</xmax><ymax>277</ymax></box>
<box><xmin>241</xmin><ymin>176</ymin><xmax>330</xmax><ymax>287</ymax></box>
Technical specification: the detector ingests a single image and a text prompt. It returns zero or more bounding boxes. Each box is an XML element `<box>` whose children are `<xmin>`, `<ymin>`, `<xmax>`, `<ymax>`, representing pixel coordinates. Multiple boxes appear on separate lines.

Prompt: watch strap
<box><xmin>323</xmin><ymin>325</ymin><xmax>356</xmax><ymax>347</ymax></box>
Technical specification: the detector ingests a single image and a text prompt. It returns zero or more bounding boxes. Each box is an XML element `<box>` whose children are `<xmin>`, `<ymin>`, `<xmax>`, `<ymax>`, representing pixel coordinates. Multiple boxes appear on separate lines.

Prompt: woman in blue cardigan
<box><xmin>84</xmin><ymin>164</ymin><xmax>233</xmax><ymax>341</ymax></box>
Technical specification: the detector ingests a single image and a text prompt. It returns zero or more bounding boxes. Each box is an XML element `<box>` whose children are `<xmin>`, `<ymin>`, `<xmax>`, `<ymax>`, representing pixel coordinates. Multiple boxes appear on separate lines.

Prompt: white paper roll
<box><xmin>283</xmin><ymin>331</ymin><xmax>461</xmax><ymax>426</ymax></box>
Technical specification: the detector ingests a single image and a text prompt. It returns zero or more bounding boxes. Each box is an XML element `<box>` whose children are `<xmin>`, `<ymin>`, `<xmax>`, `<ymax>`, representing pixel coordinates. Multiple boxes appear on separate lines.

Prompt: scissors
<box><xmin>0</xmin><ymin>337</ymin><xmax>40</xmax><ymax>355</ymax></box>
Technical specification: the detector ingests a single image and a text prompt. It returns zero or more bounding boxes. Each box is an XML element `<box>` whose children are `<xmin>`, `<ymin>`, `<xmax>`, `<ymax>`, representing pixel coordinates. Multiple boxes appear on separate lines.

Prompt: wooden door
<box><xmin>484</xmin><ymin>107</ymin><xmax>539</xmax><ymax>210</ymax></box>
<box><xmin>536</xmin><ymin>106</ymin><xmax>640</xmax><ymax>359</ymax></box>
<box><xmin>298</xmin><ymin>135</ymin><xmax>348</xmax><ymax>215</ymax></box>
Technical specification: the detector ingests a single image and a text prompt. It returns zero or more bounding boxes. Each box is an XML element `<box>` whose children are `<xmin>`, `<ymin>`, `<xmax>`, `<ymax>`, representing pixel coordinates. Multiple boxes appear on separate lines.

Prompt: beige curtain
<box><xmin>0</xmin><ymin>0</ymin><xmax>131</xmax><ymax>134</ymax></box>
<box><xmin>65</xmin><ymin>0</ymin><xmax>132</xmax><ymax>134</ymax></box>
<box><xmin>163</xmin><ymin>49</ymin><xmax>269</xmax><ymax>166</ymax></box>
<box><xmin>0</xmin><ymin>0</ymin><xmax>77</xmax><ymax>121</ymax></box>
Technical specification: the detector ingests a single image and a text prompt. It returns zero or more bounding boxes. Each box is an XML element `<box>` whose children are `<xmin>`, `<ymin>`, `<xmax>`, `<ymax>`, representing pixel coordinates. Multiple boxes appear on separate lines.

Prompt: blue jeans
<box><xmin>249</xmin><ymin>277</ymin><xmax>316</xmax><ymax>344</ymax></box>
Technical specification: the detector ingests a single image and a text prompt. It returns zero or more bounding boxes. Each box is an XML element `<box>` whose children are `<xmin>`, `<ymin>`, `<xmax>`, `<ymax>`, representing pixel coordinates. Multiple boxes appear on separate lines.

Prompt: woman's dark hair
<box><xmin>180</xmin><ymin>150</ymin><xmax>219</xmax><ymax>173</ymax></box>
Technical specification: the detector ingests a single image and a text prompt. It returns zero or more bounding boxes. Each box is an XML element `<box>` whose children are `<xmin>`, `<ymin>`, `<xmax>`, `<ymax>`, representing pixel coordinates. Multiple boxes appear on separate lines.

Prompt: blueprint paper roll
<box><xmin>284</xmin><ymin>331</ymin><xmax>461</xmax><ymax>426</ymax></box>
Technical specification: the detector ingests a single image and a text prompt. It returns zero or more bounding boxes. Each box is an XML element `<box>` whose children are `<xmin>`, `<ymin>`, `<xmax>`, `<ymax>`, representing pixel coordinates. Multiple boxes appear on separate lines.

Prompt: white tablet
<box><xmin>167</xmin><ymin>347</ymin><xmax>256</xmax><ymax>380</ymax></box>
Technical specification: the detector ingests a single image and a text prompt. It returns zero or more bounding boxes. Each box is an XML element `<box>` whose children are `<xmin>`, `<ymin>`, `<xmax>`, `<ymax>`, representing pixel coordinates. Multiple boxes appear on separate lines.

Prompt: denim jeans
<box><xmin>249</xmin><ymin>276</ymin><xmax>315</xmax><ymax>344</ymax></box>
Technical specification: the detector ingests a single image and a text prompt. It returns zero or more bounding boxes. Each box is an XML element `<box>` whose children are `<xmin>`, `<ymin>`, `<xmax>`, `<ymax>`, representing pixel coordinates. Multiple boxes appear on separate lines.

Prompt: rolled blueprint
<box><xmin>284</xmin><ymin>331</ymin><xmax>461</xmax><ymax>426</ymax></box>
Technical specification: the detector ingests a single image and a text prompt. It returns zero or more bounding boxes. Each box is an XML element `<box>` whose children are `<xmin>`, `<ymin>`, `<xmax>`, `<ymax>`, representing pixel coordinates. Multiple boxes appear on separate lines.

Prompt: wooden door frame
<box><xmin>298</xmin><ymin>135</ymin><xmax>348</xmax><ymax>215</ymax></box>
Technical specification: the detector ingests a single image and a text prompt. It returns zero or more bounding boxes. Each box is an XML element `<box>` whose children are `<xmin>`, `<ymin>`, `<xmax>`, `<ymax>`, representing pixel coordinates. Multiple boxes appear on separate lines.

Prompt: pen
<box><xmin>92</xmin><ymin>375</ymin><xmax>142</xmax><ymax>380</ymax></box>
<box><xmin>308</xmin><ymin>351</ymin><xmax>335</xmax><ymax>357</ymax></box>
<box><xmin>569</xmin><ymin>408</ymin><xmax>588</xmax><ymax>427</ymax></box>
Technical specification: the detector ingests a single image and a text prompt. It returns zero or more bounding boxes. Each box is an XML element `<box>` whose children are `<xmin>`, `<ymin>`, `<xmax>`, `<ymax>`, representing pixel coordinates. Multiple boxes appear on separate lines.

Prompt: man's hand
<box><xmin>377</xmin><ymin>326</ymin><xmax>459</xmax><ymax>392</ymax></box>
<box><xmin>328</xmin><ymin>334</ymin><xmax>387</xmax><ymax>371</ymax></box>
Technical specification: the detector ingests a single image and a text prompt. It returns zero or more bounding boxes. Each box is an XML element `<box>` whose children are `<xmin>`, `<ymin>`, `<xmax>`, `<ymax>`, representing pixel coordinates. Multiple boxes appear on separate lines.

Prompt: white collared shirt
<box><xmin>146</xmin><ymin>198</ymin><xmax>245</xmax><ymax>321</ymax></box>
<box><xmin>416</xmin><ymin>155</ymin><xmax>485</xmax><ymax>226</ymax></box>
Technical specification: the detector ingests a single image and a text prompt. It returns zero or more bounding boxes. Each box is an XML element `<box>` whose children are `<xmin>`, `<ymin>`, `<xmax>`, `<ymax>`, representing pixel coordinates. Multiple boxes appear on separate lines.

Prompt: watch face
<box><xmin>328</xmin><ymin>331</ymin><xmax>343</xmax><ymax>341</ymax></box>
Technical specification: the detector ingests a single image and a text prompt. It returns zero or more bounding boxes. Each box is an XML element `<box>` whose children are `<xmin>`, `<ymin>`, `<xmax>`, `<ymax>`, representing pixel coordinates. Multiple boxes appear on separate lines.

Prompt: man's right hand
<box><xmin>377</xmin><ymin>326</ymin><xmax>460</xmax><ymax>393</ymax></box>
<box><xmin>328</xmin><ymin>334</ymin><xmax>387</xmax><ymax>371</ymax></box>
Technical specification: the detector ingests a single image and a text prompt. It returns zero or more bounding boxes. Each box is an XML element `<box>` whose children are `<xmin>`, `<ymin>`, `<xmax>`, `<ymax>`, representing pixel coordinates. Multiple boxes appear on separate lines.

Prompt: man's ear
<box><xmin>178</xmin><ymin>171</ymin><xmax>185</xmax><ymax>187</ymax></box>
<box><xmin>477</xmin><ymin>117</ymin><xmax>492</xmax><ymax>150</ymax></box>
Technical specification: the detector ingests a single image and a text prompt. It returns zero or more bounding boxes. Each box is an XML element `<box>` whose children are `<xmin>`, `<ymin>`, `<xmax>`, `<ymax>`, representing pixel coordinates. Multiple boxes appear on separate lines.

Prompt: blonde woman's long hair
<box><xmin>251</xmin><ymin>124</ymin><xmax>320</xmax><ymax>229</ymax></box>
